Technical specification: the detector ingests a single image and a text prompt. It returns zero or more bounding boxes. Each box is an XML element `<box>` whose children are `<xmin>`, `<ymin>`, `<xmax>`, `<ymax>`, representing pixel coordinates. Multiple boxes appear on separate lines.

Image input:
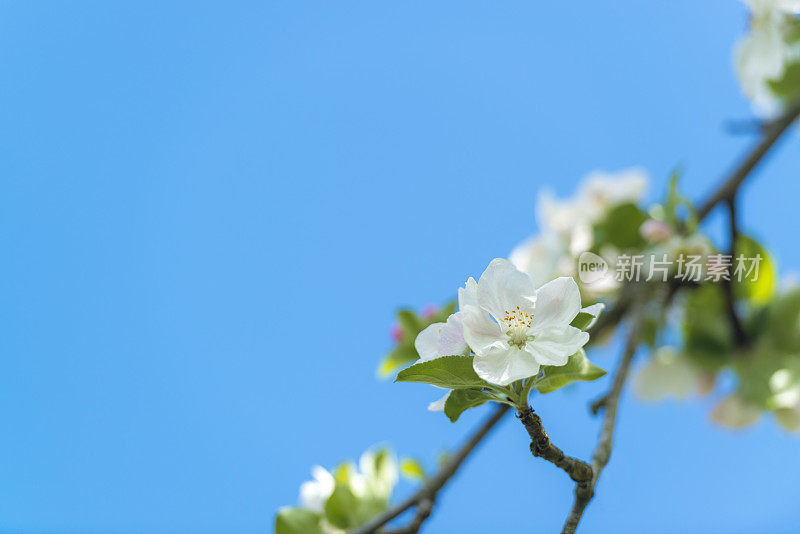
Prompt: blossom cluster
<box><xmin>276</xmin><ymin>448</ymin><xmax>401</xmax><ymax>534</ymax></box>
<box><xmin>735</xmin><ymin>0</ymin><xmax>800</xmax><ymax>114</ymax></box>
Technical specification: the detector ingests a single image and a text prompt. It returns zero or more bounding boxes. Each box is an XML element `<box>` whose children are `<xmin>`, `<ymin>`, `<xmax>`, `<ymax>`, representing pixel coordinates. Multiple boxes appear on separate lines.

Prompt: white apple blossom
<box><xmin>357</xmin><ymin>449</ymin><xmax>398</xmax><ymax>500</ymax></box>
<box><xmin>299</xmin><ymin>465</ymin><xmax>335</xmax><ymax>513</ymax></box>
<box><xmin>634</xmin><ymin>347</ymin><xmax>703</xmax><ymax>401</ymax></box>
<box><xmin>735</xmin><ymin>0</ymin><xmax>800</xmax><ymax>114</ymax></box>
<box><xmin>537</xmin><ymin>168</ymin><xmax>648</xmax><ymax>248</ymax></box>
<box><xmin>460</xmin><ymin>259</ymin><xmax>591</xmax><ymax>386</ymax></box>
<box><xmin>744</xmin><ymin>0</ymin><xmax>800</xmax><ymax>16</ymax></box>
<box><xmin>509</xmin><ymin>232</ymin><xmax>575</xmax><ymax>288</ymax></box>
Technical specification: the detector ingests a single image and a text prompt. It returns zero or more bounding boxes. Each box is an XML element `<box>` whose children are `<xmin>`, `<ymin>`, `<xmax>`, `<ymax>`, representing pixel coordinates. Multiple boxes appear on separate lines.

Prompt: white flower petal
<box><xmin>477</xmin><ymin>258</ymin><xmax>536</xmax><ymax>320</ymax></box>
<box><xmin>531</xmin><ymin>277</ymin><xmax>582</xmax><ymax>331</ymax></box>
<box><xmin>537</xmin><ymin>188</ymin><xmax>585</xmax><ymax>236</ymax></box>
<box><xmin>527</xmin><ymin>326</ymin><xmax>589</xmax><ymax>366</ymax></box>
<box><xmin>461</xmin><ymin>306</ymin><xmax>505</xmax><ymax>356</ymax></box>
<box><xmin>579</xmin><ymin>168</ymin><xmax>648</xmax><ymax>215</ymax></box>
<box><xmin>414</xmin><ymin>323</ymin><xmax>445</xmax><ymax>361</ymax></box>
<box><xmin>358</xmin><ymin>450</ymin><xmax>398</xmax><ymax>500</ymax></box>
<box><xmin>428</xmin><ymin>391</ymin><xmax>450</xmax><ymax>411</ymax></box>
<box><xmin>299</xmin><ymin>465</ymin><xmax>335</xmax><ymax>512</ymax></box>
<box><xmin>472</xmin><ymin>346</ymin><xmax>541</xmax><ymax>386</ymax></box>
<box><xmin>509</xmin><ymin>233</ymin><xmax>568</xmax><ymax>289</ymax></box>
<box><xmin>458</xmin><ymin>277</ymin><xmax>479</xmax><ymax>310</ymax></box>
<box><xmin>634</xmin><ymin>348</ymin><xmax>700</xmax><ymax>401</ymax></box>
<box><xmin>436</xmin><ymin>313</ymin><xmax>467</xmax><ymax>356</ymax></box>
<box><xmin>711</xmin><ymin>395</ymin><xmax>761</xmax><ymax>429</ymax></box>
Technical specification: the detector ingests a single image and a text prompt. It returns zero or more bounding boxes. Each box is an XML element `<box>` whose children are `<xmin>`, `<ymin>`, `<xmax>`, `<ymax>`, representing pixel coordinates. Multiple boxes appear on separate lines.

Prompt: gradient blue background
<box><xmin>2</xmin><ymin>1</ymin><xmax>799</xmax><ymax>533</ymax></box>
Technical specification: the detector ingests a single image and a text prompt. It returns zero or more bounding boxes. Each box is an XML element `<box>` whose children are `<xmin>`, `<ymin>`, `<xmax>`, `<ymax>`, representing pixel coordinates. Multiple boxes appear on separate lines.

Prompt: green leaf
<box><xmin>768</xmin><ymin>60</ymin><xmax>800</xmax><ymax>101</ymax></box>
<box><xmin>534</xmin><ymin>349</ymin><xmax>607</xmax><ymax>394</ymax></box>
<box><xmin>275</xmin><ymin>508</ymin><xmax>323</xmax><ymax>534</ymax></box>
<box><xmin>593</xmin><ymin>202</ymin><xmax>648</xmax><ymax>250</ymax></box>
<box><xmin>662</xmin><ymin>168</ymin><xmax>698</xmax><ymax>232</ymax></box>
<box><xmin>324</xmin><ymin>484</ymin><xmax>360</xmax><ymax>530</ymax></box>
<box><xmin>734</xmin><ymin>235</ymin><xmax>776</xmax><ymax>306</ymax></box>
<box><xmin>443</xmin><ymin>389</ymin><xmax>490</xmax><ymax>423</ymax></box>
<box><xmin>682</xmin><ymin>284</ymin><xmax>734</xmax><ymax>370</ymax></box>
<box><xmin>400</xmin><ymin>458</ymin><xmax>427</xmax><ymax>481</ymax></box>
<box><xmin>395</xmin><ymin>356</ymin><xmax>490</xmax><ymax>389</ymax></box>
<box><xmin>763</xmin><ymin>288</ymin><xmax>800</xmax><ymax>353</ymax></box>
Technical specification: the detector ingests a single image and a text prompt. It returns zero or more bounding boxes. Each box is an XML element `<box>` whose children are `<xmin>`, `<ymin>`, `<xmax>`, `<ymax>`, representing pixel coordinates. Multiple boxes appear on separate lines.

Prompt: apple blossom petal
<box><xmin>458</xmin><ymin>277</ymin><xmax>479</xmax><ymax>311</ymax></box>
<box><xmin>428</xmin><ymin>391</ymin><xmax>450</xmax><ymax>412</ymax></box>
<box><xmin>531</xmin><ymin>277</ymin><xmax>583</xmax><ymax>331</ymax></box>
<box><xmin>634</xmin><ymin>347</ymin><xmax>700</xmax><ymax>401</ymax></box>
<box><xmin>527</xmin><ymin>326</ymin><xmax>589</xmax><ymax>366</ymax></box>
<box><xmin>461</xmin><ymin>306</ymin><xmax>505</xmax><ymax>356</ymax></box>
<box><xmin>436</xmin><ymin>313</ymin><xmax>467</xmax><ymax>356</ymax></box>
<box><xmin>711</xmin><ymin>395</ymin><xmax>761</xmax><ymax>429</ymax></box>
<box><xmin>536</xmin><ymin>188</ymin><xmax>583</xmax><ymax>236</ymax></box>
<box><xmin>509</xmin><ymin>233</ymin><xmax>568</xmax><ymax>289</ymax></box>
<box><xmin>415</xmin><ymin>323</ymin><xmax>445</xmax><ymax>361</ymax></box>
<box><xmin>580</xmin><ymin>169</ymin><xmax>648</xmax><ymax>210</ymax></box>
<box><xmin>473</xmin><ymin>346</ymin><xmax>541</xmax><ymax>386</ymax></box>
<box><xmin>477</xmin><ymin>258</ymin><xmax>536</xmax><ymax>320</ymax></box>
<box><xmin>299</xmin><ymin>465</ymin><xmax>335</xmax><ymax>512</ymax></box>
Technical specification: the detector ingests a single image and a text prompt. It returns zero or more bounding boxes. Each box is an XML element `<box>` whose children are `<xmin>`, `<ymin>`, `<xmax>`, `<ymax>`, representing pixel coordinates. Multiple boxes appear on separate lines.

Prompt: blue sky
<box><xmin>1</xmin><ymin>1</ymin><xmax>799</xmax><ymax>533</ymax></box>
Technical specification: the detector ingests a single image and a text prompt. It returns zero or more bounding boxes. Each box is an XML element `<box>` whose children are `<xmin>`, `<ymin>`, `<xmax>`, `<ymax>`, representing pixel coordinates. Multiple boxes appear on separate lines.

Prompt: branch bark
<box><xmin>351</xmin><ymin>404</ymin><xmax>508</xmax><ymax>534</ymax></box>
<box><xmin>561</xmin><ymin>311</ymin><xmax>645</xmax><ymax>534</ymax></box>
<box><xmin>515</xmin><ymin>407</ymin><xmax>593</xmax><ymax>484</ymax></box>
<box><xmin>371</xmin><ymin>96</ymin><xmax>800</xmax><ymax>534</ymax></box>
<box><xmin>696</xmin><ymin>97</ymin><xmax>800</xmax><ymax>221</ymax></box>
<box><xmin>721</xmin><ymin>196</ymin><xmax>750</xmax><ymax>347</ymax></box>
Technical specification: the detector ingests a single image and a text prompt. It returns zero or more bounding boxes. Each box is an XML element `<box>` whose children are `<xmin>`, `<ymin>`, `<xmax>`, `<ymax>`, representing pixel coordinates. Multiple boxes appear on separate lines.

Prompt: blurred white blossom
<box><xmin>735</xmin><ymin>0</ymin><xmax>800</xmax><ymax>114</ymax></box>
<box><xmin>299</xmin><ymin>466</ymin><xmax>335</xmax><ymax>513</ymax></box>
<box><xmin>634</xmin><ymin>347</ymin><xmax>704</xmax><ymax>401</ymax></box>
<box><xmin>537</xmin><ymin>168</ymin><xmax>648</xmax><ymax>247</ymax></box>
<box><xmin>711</xmin><ymin>394</ymin><xmax>762</xmax><ymax>429</ymax></box>
<box><xmin>509</xmin><ymin>232</ymin><xmax>574</xmax><ymax>288</ymax></box>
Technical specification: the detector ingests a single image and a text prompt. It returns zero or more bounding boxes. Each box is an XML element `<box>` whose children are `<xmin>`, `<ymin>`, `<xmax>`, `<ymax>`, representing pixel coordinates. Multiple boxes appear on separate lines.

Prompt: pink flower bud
<box><xmin>640</xmin><ymin>219</ymin><xmax>672</xmax><ymax>243</ymax></box>
<box><xmin>421</xmin><ymin>304</ymin><xmax>439</xmax><ymax>320</ymax></box>
<box><xmin>390</xmin><ymin>323</ymin><xmax>403</xmax><ymax>343</ymax></box>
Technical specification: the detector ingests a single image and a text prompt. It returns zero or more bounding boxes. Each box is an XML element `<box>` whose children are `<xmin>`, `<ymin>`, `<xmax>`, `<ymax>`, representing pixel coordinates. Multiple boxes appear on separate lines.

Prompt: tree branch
<box><xmin>561</xmin><ymin>311</ymin><xmax>645</xmax><ymax>534</ymax></box>
<box><xmin>351</xmin><ymin>404</ymin><xmax>508</xmax><ymax>534</ymax></box>
<box><xmin>696</xmin><ymin>97</ymin><xmax>800</xmax><ymax>221</ymax></box>
<box><xmin>515</xmin><ymin>407</ymin><xmax>593</xmax><ymax>484</ymax></box>
<box><xmin>721</xmin><ymin>196</ymin><xmax>750</xmax><ymax>347</ymax></box>
<box><xmin>371</xmin><ymin>97</ymin><xmax>800</xmax><ymax>534</ymax></box>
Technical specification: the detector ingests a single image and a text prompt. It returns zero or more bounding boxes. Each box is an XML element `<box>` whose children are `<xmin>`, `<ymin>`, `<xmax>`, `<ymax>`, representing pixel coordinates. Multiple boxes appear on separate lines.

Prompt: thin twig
<box><xmin>561</xmin><ymin>310</ymin><xmax>645</xmax><ymax>534</ymax></box>
<box><xmin>696</xmin><ymin>97</ymin><xmax>800</xmax><ymax>221</ymax></box>
<box><xmin>722</xmin><ymin>196</ymin><xmax>749</xmax><ymax>347</ymax></box>
<box><xmin>382</xmin><ymin>499</ymin><xmax>432</xmax><ymax>534</ymax></box>
<box><xmin>372</xmin><ymin>96</ymin><xmax>800</xmax><ymax>534</ymax></box>
<box><xmin>351</xmin><ymin>404</ymin><xmax>508</xmax><ymax>534</ymax></box>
